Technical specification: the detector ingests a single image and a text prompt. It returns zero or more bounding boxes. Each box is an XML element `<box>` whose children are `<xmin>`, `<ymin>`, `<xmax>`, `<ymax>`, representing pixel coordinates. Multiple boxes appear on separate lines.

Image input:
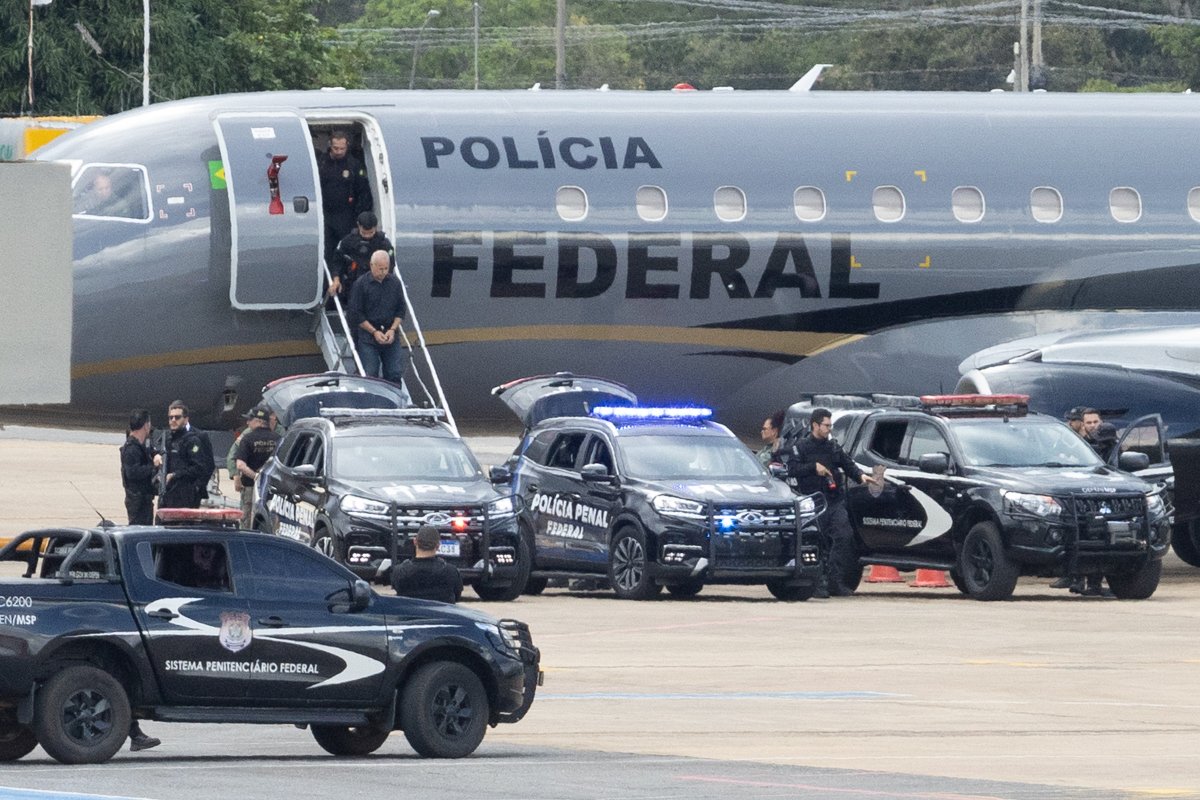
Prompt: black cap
<box><xmin>1093</xmin><ymin>422</ymin><xmax>1118</xmax><ymax>443</ymax></box>
<box><xmin>243</xmin><ymin>404</ymin><xmax>271</xmax><ymax>422</ymax></box>
<box><xmin>1064</xmin><ymin>406</ymin><xmax>1085</xmax><ymax>422</ymax></box>
<box><xmin>357</xmin><ymin>211</ymin><xmax>378</xmax><ymax>229</ymax></box>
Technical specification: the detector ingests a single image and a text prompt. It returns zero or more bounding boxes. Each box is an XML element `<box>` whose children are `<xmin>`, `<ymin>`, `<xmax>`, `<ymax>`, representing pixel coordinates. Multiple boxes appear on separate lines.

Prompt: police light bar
<box><xmin>919</xmin><ymin>394</ymin><xmax>1030</xmax><ymax>408</ymax></box>
<box><xmin>318</xmin><ymin>407</ymin><xmax>447</xmax><ymax>420</ymax></box>
<box><xmin>591</xmin><ymin>406</ymin><xmax>713</xmax><ymax>420</ymax></box>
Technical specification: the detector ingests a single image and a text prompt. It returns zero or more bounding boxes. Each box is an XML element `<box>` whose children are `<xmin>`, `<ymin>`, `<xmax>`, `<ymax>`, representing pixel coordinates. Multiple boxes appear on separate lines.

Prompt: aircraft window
<box><xmin>713</xmin><ymin>186</ymin><xmax>746</xmax><ymax>222</ymax></box>
<box><xmin>1030</xmin><ymin>186</ymin><xmax>1063</xmax><ymax>223</ymax></box>
<box><xmin>1188</xmin><ymin>188</ymin><xmax>1200</xmax><ymax>222</ymax></box>
<box><xmin>793</xmin><ymin>186</ymin><xmax>826</xmax><ymax>222</ymax></box>
<box><xmin>951</xmin><ymin>186</ymin><xmax>985</xmax><ymax>223</ymax></box>
<box><xmin>872</xmin><ymin>186</ymin><xmax>905</xmax><ymax>223</ymax></box>
<box><xmin>72</xmin><ymin>164</ymin><xmax>150</xmax><ymax>221</ymax></box>
<box><xmin>556</xmin><ymin>186</ymin><xmax>588</xmax><ymax>222</ymax></box>
<box><xmin>636</xmin><ymin>185</ymin><xmax>668</xmax><ymax>222</ymax></box>
<box><xmin>1109</xmin><ymin>187</ymin><xmax>1141</xmax><ymax>223</ymax></box>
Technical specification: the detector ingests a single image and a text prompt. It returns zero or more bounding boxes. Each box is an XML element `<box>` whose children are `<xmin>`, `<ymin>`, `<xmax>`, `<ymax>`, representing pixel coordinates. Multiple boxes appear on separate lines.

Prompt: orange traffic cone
<box><xmin>865</xmin><ymin>565</ymin><xmax>905</xmax><ymax>583</ymax></box>
<box><xmin>912</xmin><ymin>568</ymin><xmax>952</xmax><ymax>588</ymax></box>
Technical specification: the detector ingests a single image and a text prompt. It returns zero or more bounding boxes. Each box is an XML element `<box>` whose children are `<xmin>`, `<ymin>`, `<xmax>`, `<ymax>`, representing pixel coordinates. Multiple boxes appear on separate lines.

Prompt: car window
<box><xmin>1119</xmin><ymin>418</ymin><xmax>1164</xmax><ymax>465</ymax></box>
<box><xmin>865</xmin><ymin>419</ymin><xmax>906</xmax><ymax>462</ymax></box>
<box><xmin>243</xmin><ymin>541</ymin><xmax>348</xmax><ymax>600</ymax></box>
<box><xmin>547</xmin><ymin>432</ymin><xmax>587</xmax><ymax>471</ymax></box>
<box><xmin>306</xmin><ymin>437</ymin><xmax>325</xmax><ymax>476</ymax></box>
<box><xmin>620</xmin><ymin>435</ymin><xmax>764</xmax><ymax>480</ymax></box>
<box><xmin>283</xmin><ymin>433</ymin><xmax>314</xmax><ymax>469</ymax></box>
<box><xmin>952</xmin><ymin>417</ymin><xmax>1101</xmax><ymax>467</ymax></box>
<box><xmin>904</xmin><ymin>421</ymin><xmax>950</xmax><ymax>466</ymax></box>
<box><xmin>332</xmin><ymin>436</ymin><xmax>482</xmax><ymax>480</ymax></box>
<box><xmin>152</xmin><ymin>542</ymin><xmax>232</xmax><ymax>593</ymax></box>
<box><xmin>582</xmin><ymin>435</ymin><xmax>614</xmax><ymax>472</ymax></box>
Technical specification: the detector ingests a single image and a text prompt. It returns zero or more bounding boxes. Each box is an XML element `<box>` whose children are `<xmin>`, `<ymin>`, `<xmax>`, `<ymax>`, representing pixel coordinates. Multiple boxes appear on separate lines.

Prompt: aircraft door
<box><xmin>213</xmin><ymin>112</ymin><xmax>322</xmax><ymax>310</ymax></box>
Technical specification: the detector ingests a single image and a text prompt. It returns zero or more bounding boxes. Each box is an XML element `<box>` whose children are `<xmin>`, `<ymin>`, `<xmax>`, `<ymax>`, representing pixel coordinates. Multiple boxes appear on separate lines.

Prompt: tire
<box><xmin>957</xmin><ymin>521</ymin><xmax>1019</xmax><ymax>601</ymax></box>
<box><xmin>312</xmin><ymin>525</ymin><xmax>343</xmax><ymax>562</ymax></box>
<box><xmin>400</xmin><ymin>662</ymin><xmax>489</xmax><ymax>758</ymax></box>
<box><xmin>311</xmin><ymin>724</ymin><xmax>391</xmax><ymax>756</ymax></box>
<box><xmin>1171</xmin><ymin>521</ymin><xmax>1200</xmax><ymax>568</ymax></box>
<box><xmin>665</xmin><ymin>579</ymin><xmax>704</xmax><ymax>598</ymax></box>
<box><xmin>840</xmin><ymin>560</ymin><xmax>864</xmax><ymax>594</ymax></box>
<box><xmin>522</xmin><ymin>577</ymin><xmax>548</xmax><ymax>596</ymax></box>
<box><xmin>607</xmin><ymin>526</ymin><xmax>662</xmax><ymax>600</ymax></box>
<box><xmin>0</xmin><ymin>720</ymin><xmax>37</xmax><ymax>762</ymax></box>
<box><xmin>34</xmin><ymin>665</ymin><xmax>131</xmax><ymax>765</ymax></box>
<box><xmin>1106</xmin><ymin>558</ymin><xmax>1163</xmax><ymax>600</ymax></box>
<box><xmin>949</xmin><ymin>568</ymin><xmax>969</xmax><ymax>595</ymax></box>
<box><xmin>474</xmin><ymin>536</ymin><xmax>530</xmax><ymax>602</ymax></box>
<box><xmin>766</xmin><ymin>579</ymin><xmax>815</xmax><ymax>601</ymax></box>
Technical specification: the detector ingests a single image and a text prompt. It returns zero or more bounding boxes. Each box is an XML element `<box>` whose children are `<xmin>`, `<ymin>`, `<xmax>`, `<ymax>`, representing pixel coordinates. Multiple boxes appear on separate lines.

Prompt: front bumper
<box><xmin>492</xmin><ymin>619</ymin><xmax>541</xmax><ymax>724</ymax></box>
<box><xmin>1004</xmin><ymin>507</ymin><xmax>1171</xmax><ymax>571</ymax></box>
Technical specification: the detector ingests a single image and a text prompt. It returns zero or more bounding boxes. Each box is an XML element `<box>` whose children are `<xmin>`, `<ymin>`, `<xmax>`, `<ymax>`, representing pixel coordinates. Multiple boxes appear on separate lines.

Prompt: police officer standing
<box><xmin>159</xmin><ymin>401</ymin><xmax>214</xmax><ymax>510</ymax></box>
<box><xmin>318</xmin><ymin>131</ymin><xmax>373</xmax><ymax>275</ymax></box>
<box><xmin>120</xmin><ymin>408</ymin><xmax>162</xmax><ymax>525</ymax></box>
<box><xmin>233</xmin><ymin>404</ymin><xmax>282</xmax><ymax>528</ymax></box>
<box><xmin>786</xmin><ymin>408</ymin><xmax>878</xmax><ymax>596</ymax></box>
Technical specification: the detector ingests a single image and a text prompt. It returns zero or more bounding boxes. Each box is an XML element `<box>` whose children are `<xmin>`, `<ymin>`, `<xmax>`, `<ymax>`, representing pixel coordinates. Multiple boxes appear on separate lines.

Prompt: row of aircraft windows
<box><xmin>556</xmin><ymin>184</ymin><xmax>1200</xmax><ymax>225</ymax></box>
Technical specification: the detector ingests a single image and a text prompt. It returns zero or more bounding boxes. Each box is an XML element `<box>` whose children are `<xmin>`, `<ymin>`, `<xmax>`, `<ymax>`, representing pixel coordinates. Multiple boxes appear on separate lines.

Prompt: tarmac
<box><xmin>1</xmin><ymin>425</ymin><xmax>1199</xmax><ymax>799</ymax></box>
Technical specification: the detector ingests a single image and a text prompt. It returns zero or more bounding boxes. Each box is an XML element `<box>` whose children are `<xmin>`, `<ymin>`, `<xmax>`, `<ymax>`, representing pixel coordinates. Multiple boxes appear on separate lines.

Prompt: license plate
<box><xmin>438</xmin><ymin>540</ymin><xmax>460</xmax><ymax>557</ymax></box>
<box><xmin>1107</xmin><ymin>519</ymin><xmax>1140</xmax><ymax>544</ymax></box>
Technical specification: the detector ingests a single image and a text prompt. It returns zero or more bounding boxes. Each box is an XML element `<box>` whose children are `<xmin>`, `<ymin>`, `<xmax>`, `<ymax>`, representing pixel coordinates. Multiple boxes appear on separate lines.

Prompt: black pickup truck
<box><xmin>0</xmin><ymin>526</ymin><xmax>540</xmax><ymax>764</ymax></box>
<box><xmin>781</xmin><ymin>394</ymin><xmax>1171</xmax><ymax>600</ymax></box>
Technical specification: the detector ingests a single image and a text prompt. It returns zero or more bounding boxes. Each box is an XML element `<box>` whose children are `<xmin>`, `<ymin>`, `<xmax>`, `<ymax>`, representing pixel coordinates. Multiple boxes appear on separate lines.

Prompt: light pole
<box><xmin>142</xmin><ymin>0</ymin><xmax>150</xmax><ymax>105</ymax></box>
<box><xmin>28</xmin><ymin>0</ymin><xmax>53</xmax><ymax>108</ymax></box>
<box><xmin>408</xmin><ymin>9</ymin><xmax>440</xmax><ymax>90</ymax></box>
<box><xmin>472</xmin><ymin>0</ymin><xmax>480</xmax><ymax>90</ymax></box>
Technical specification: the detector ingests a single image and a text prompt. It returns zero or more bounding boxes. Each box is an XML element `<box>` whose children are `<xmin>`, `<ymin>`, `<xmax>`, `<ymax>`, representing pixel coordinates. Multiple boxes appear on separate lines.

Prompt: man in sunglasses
<box><xmin>159</xmin><ymin>401</ymin><xmax>214</xmax><ymax>510</ymax></box>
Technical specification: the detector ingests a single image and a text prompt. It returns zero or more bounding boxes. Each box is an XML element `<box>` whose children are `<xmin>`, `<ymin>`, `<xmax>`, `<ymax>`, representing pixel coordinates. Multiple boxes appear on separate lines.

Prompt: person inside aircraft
<box><xmin>74</xmin><ymin>168</ymin><xmax>144</xmax><ymax>219</ymax></box>
<box><xmin>330</xmin><ymin>211</ymin><xmax>394</xmax><ymax>300</ymax></box>
<box><xmin>317</xmin><ymin>130</ymin><xmax>373</xmax><ymax>275</ymax></box>
<box><xmin>348</xmin><ymin>250</ymin><xmax>411</xmax><ymax>403</ymax></box>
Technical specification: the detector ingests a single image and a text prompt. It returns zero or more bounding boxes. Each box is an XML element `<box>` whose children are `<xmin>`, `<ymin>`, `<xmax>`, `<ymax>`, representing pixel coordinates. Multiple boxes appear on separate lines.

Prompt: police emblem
<box><xmin>219</xmin><ymin>611</ymin><xmax>252</xmax><ymax>653</ymax></box>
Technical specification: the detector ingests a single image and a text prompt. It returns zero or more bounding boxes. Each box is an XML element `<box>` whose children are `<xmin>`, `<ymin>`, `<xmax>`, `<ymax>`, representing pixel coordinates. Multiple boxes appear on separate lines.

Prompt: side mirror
<box><xmin>293</xmin><ymin>464</ymin><xmax>317</xmax><ymax>480</ymax></box>
<box><xmin>918</xmin><ymin>453</ymin><xmax>949</xmax><ymax>474</ymax></box>
<box><xmin>581</xmin><ymin>463</ymin><xmax>615</xmax><ymax>484</ymax></box>
<box><xmin>489</xmin><ymin>464</ymin><xmax>513</xmax><ymax>485</ymax></box>
<box><xmin>329</xmin><ymin>580</ymin><xmax>371</xmax><ymax>613</ymax></box>
<box><xmin>1118</xmin><ymin>451</ymin><xmax>1150</xmax><ymax>472</ymax></box>
<box><xmin>768</xmin><ymin>463</ymin><xmax>788</xmax><ymax>480</ymax></box>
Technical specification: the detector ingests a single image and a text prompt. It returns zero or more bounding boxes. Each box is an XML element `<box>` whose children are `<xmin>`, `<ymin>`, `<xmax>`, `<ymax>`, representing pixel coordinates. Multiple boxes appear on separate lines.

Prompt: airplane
<box><xmin>18</xmin><ymin>87</ymin><xmax>1200</xmax><ymax>441</ymax></box>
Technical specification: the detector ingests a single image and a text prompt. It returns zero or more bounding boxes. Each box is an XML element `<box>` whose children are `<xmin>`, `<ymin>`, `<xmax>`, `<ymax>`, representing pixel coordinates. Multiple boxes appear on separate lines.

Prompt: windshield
<box><xmin>951</xmin><ymin>417</ymin><xmax>1103</xmax><ymax>468</ymax></box>
<box><xmin>332</xmin><ymin>436</ymin><xmax>482</xmax><ymax>481</ymax></box>
<box><xmin>621</xmin><ymin>435</ymin><xmax>766</xmax><ymax>480</ymax></box>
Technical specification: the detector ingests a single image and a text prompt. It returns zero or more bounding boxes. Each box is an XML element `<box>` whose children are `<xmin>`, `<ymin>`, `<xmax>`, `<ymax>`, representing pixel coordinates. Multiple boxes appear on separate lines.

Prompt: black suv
<box><xmin>253</xmin><ymin>407</ymin><xmax>525</xmax><ymax>601</ymax></box>
<box><xmin>495</xmin><ymin>374</ymin><xmax>825</xmax><ymax>600</ymax></box>
<box><xmin>783</xmin><ymin>394</ymin><xmax>1170</xmax><ymax>600</ymax></box>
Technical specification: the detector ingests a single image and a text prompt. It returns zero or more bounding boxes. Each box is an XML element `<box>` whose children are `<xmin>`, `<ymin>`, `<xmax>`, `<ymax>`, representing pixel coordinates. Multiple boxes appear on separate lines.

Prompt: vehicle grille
<box><xmin>1069</xmin><ymin>493</ymin><xmax>1147</xmax><ymax>546</ymax></box>
<box><xmin>708</xmin><ymin>505</ymin><xmax>797</xmax><ymax>535</ymax></box>
<box><xmin>384</xmin><ymin>505</ymin><xmax>487</xmax><ymax>534</ymax></box>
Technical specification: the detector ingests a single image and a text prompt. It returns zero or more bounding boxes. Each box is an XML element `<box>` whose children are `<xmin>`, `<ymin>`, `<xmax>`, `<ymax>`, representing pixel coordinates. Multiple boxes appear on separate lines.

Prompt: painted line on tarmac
<box><xmin>538</xmin><ymin>690</ymin><xmax>907</xmax><ymax>700</ymax></box>
<box><xmin>535</xmin><ymin>616</ymin><xmax>781</xmax><ymax>638</ymax></box>
<box><xmin>677</xmin><ymin>774</ymin><xmax>1007</xmax><ymax>799</ymax></box>
<box><xmin>0</xmin><ymin>789</ymin><xmax>154</xmax><ymax>800</ymax></box>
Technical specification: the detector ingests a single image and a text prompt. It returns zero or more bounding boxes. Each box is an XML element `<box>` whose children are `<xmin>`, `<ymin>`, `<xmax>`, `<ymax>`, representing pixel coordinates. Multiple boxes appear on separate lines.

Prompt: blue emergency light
<box><xmin>591</xmin><ymin>406</ymin><xmax>714</xmax><ymax>420</ymax></box>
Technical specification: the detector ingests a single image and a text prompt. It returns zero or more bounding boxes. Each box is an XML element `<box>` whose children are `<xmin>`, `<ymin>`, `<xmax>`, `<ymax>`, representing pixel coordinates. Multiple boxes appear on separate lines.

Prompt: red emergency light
<box><xmin>920</xmin><ymin>394</ymin><xmax>1030</xmax><ymax>408</ymax></box>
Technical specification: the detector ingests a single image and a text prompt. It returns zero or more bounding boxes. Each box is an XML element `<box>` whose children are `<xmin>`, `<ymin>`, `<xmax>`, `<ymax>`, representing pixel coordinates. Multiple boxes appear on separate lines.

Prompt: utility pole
<box><xmin>142</xmin><ymin>0</ymin><xmax>150</xmax><ymax>106</ymax></box>
<box><xmin>555</xmin><ymin>0</ymin><xmax>565</xmax><ymax>89</ymax></box>
<box><xmin>1017</xmin><ymin>0</ymin><xmax>1029</xmax><ymax>92</ymax></box>
<box><xmin>408</xmin><ymin>9</ymin><xmax>440</xmax><ymax>91</ymax></box>
<box><xmin>473</xmin><ymin>0</ymin><xmax>480</xmax><ymax>90</ymax></box>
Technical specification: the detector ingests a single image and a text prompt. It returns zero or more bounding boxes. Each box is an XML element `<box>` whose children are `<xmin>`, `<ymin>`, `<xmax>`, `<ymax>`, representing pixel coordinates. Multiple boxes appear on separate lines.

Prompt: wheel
<box><xmin>311</xmin><ymin>724</ymin><xmax>391</xmax><ymax>756</ymax></box>
<box><xmin>840</xmin><ymin>560</ymin><xmax>864</xmax><ymax>594</ymax></box>
<box><xmin>522</xmin><ymin>577</ymin><xmax>548</xmax><ymax>595</ymax></box>
<box><xmin>474</xmin><ymin>536</ymin><xmax>531</xmax><ymax>602</ymax></box>
<box><xmin>949</xmin><ymin>568</ymin><xmax>969</xmax><ymax>595</ymax></box>
<box><xmin>766</xmin><ymin>579</ymin><xmax>815</xmax><ymax>601</ymax></box>
<box><xmin>1171</xmin><ymin>521</ymin><xmax>1200</xmax><ymax>567</ymax></box>
<box><xmin>1106</xmin><ymin>558</ymin><xmax>1163</xmax><ymax>600</ymax></box>
<box><xmin>607</xmin><ymin>526</ymin><xmax>662</xmax><ymax>600</ymax></box>
<box><xmin>33</xmin><ymin>665</ymin><xmax>131</xmax><ymax>764</ymax></box>
<box><xmin>665</xmin><ymin>579</ymin><xmax>704</xmax><ymax>598</ymax></box>
<box><xmin>400</xmin><ymin>662</ymin><xmax>489</xmax><ymax>758</ymax></box>
<box><xmin>0</xmin><ymin>717</ymin><xmax>37</xmax><ymax>761</ymax></box>
<box><xmin>956</xmin><ymin>521</ymin><xmax>1019</xmax><ymax>601</ymax></box>
<box><xmin>312</xmin><ymin>525</ymin><xmax>344</xmax><ymax>562</ymax></box>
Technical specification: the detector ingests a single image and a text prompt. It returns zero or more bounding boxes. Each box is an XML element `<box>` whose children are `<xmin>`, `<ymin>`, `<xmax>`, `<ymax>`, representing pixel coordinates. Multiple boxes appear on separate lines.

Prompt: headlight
<box><xmin>488</xmin><ymin>495</ymin><xmax>516</xmax><ymax>519</ymax></box>
<box><xmin>652</xmin><ymin>494</ymin><xmax>705</xmax><ymax>519</ymax></box>
<box><xmin>476</xmin><ymin>621</ymin><xmax>520</xmax><ymax>655</ymax></box>
<box><xmin>797</xmin><ymin>495</ymin><xmax>818</xmax><ymax>516</ymax></box>
<box><xmin>1146</xmin><ymin>491</ymin><xmax>1167</xmax><ymax>520</ymax></box>
<box><xmin>1003</xmin><ymin>491</ymin><xmax>1064</xmax><ymax>518</ymax></box>
<box><xmin>340</xmin><ymin>494</ymin><xmax>390</xmax><ymax>516</ymax></box>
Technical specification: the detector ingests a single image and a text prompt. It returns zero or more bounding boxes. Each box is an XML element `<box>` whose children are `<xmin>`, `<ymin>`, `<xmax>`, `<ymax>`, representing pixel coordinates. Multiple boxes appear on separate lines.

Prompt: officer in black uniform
<box><xmin>329</xmin><ymin>211</ymin><xmax>394</xmax><ymax>301</ymax></box>
<box><xmin>159</xmin><ymin>401</ymin><xmax>214</xmax><ymax>510</ymax></box>
<box><xmin>786</xmin><ymin>408</ymin><xmax>879</xmax><ymax>596</ymax></box>
<box><xmin>119</xmin><ymin>408</ymin><xmax>162</xmax><ymax>525</ymax></box>
<box><xmin>317</xmin><ymin>131</ymin><xmax>373</xmax><ymax>275</ymax></box>
<box><xmin>233</xmin><ymin>404</ymin><xmax>283</xmax><ymax>528</ymax></box>
<box><xmin>391</xmin><ymin>525</ymin><xmax>463</xmax><ymax>604</ymax></box>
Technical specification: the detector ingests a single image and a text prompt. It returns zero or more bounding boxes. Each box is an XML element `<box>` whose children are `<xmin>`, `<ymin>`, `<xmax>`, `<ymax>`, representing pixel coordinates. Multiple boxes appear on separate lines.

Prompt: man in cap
<box><xmin>390</xmin><ymin>525</ymin><xmax>463</xmax><ymax>604</ymax></box>
<box><xmin>233</xmin><ymin>404</ymin><xmax>282</xmax><ymax>529</ymax></box>
<box><xmin>1064</xmin><ymin>406</ymin><xmax>1086</xmax><ymax>436</ymax></box>
<box><xmin>330</xmin><ymin>210</ymin><xmax>394</xmax><ymax>301</ymax></box>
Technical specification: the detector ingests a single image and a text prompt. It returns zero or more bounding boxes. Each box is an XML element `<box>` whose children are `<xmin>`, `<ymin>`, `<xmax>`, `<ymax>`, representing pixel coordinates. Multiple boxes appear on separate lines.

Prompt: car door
<box><xmin>265</xmin><ymin>431</ymin><xmax>325</xmax><ymax>546</ymax></box>
<box><xmin>575</xmin><ymin>433</ymin><xmax>622</xmax><ymax>566</ymax></box>
<box><xmin>1116</xmin><ymin>414</ymin><xmax>1169</xmax><ymax>476</ymax></box>
<box><xmin>130</xmin><ymin>538</ymin><xmax>251</xmax><ymax>703</ymax></box>
<box><xmin>525</xmin><ymin>430</ymin><xmax>589</xmax><ymax>569</ymax></box>
<box><xmin>892</xmin><ymin>420</ymin><xmax>958</xmax><ymax>559</ymax></box>
<box><xmin>240</xmin><ymin>538</ymin><xmax>387</xmax><ymax>705</ymax></box>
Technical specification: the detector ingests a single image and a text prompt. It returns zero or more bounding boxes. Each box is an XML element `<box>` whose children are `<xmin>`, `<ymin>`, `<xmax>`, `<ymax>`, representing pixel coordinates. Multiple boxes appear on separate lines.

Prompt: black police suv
<box><xmin>494</xmin><ymin>374</ymin><xmax>824</xmax><ymax>600</ymax></box>
<box><xmin>783</xmin><ymin>394</ymin><xmax>1170</xmax><ymax>601</ymax></box>
<box><xmin>252</xmin><ymin>407</ymin><xmax>525</xmax><ymax>601</ymax></box>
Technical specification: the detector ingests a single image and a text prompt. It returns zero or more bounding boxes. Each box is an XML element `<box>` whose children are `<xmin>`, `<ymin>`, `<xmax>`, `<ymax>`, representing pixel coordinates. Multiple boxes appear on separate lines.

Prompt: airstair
<box><xmin>314</xmin><ymin>263</ymin><xmax>458</xmax><ymax>434</ymax></box>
